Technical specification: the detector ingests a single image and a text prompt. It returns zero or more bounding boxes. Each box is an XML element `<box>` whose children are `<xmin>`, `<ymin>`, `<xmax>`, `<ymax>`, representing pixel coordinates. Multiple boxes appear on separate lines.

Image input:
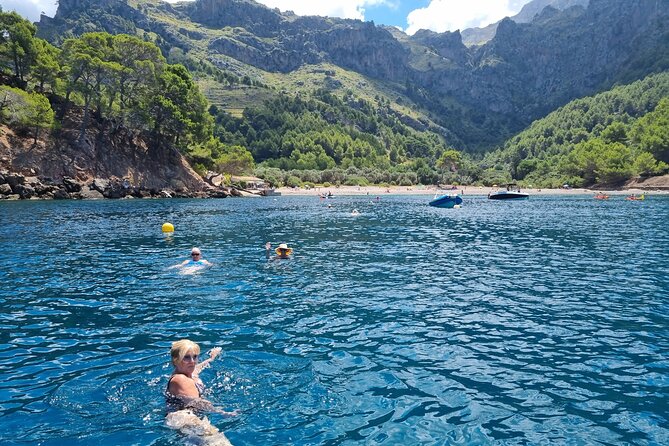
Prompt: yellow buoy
<box><xmin>162</xmin><ymin>222</ymin><xmax>174</xmax><ymax>233</ymax></box>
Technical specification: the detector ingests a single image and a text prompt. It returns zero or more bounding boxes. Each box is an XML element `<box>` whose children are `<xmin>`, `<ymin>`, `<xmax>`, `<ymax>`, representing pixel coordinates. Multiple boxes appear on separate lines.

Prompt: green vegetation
<box><xmin>485</xmin><ymin>73</ymin><xmax>669</xmax><ymax>187</ymax></box>
<box><xmin>1</xmin><ymin>8</ymin><xmax>667</xmax><ymax>188</ymax></box>
<box><xmin>0</xmin><ymin>11</ymin><xmax>253</xmax><ymax>173</ymax></box>
<box><xmin>0</xmin><ymin>85</ymin><xmax>54</xmax><ymax>142</ymax></box>
<box><xmin>211</xmin><ymin>89</ymin><xmax>482</xmax><ymax>186</ymax></box>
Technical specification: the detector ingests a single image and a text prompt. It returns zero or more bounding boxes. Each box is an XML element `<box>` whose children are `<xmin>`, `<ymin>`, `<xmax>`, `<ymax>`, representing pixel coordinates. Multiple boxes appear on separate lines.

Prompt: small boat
<box><xmin>488</xmin><ymin>184</ymin><xmax>529</xmax><ymax>200</ymax></box>
<box><xmin>262</xmin><ymin>188</ymin><xmax>281</xmax><ymax>197</ymax></box>
<box><xmin>593</xmin><ymin>193</ymin><xmax>609</xmax><ymax>200</ymax></box>
<box><xmin>429</xmin><ymin>193</ymin><xmax>463</xmax><ymax>208</ymax></box>
<box><xmin>626</xmin><ymin>193</ymin><xmax>645</xmax><ymax>201</ymax></box>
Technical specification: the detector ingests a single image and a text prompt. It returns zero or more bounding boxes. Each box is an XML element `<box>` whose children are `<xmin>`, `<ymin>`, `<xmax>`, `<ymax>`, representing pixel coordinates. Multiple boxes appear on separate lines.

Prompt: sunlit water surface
<box><xmin>1</xmin><ymin>194</ymin><xmax>668</xmax><ymax>445</ymax></box>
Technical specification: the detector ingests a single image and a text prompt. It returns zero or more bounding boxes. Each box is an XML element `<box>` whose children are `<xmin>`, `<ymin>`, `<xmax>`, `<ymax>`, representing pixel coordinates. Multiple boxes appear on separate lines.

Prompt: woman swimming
<box><xmin>165</xmin><ymin>339</ymin><xmax>239</xmax><ymax>445</ymax></box>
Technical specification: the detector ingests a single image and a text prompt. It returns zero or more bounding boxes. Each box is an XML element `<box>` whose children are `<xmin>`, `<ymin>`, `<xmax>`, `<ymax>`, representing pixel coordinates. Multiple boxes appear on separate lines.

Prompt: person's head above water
<box><xmin>275</xmin><ymin>243</ymin><xmax>293</xmax><ymax>257</ymax></box>
<box><xmin>171</xmin><ymin>339</ymin><xmax>201</xmax><ymax>367</ymax></box>
<box><xmin>190</xmin><ymin>247</ymin><xmax>202</xmax><ymax>259</ymax></box>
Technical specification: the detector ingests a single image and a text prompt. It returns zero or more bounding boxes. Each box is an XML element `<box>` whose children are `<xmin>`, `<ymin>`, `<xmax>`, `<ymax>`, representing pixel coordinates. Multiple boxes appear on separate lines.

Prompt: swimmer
<box><xmin>351</xmin><ymin>209</ymin><xmax>360</xmax><ymax>216</ymax></box>
<box><xmin>170</xmin><ymin>247</ymin><xmax>213</xmax><ymax>269</ymax></box>
<box><xmin>265</xmin><ymin>242</ymin><xmax>293</xmax><ymax>259</ymax></box>
<box><xmin>165</xmin><ymin>339</ymin><xmax>239</xmax><ymax>445</ymax></box>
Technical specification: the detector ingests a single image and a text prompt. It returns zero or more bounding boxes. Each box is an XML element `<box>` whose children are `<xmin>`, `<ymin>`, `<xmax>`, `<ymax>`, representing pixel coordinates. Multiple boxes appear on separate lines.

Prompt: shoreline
<box><xmin>275</xmin><ymin>185</ymin><xmax>668</xmax><ymax>196</ymax></box>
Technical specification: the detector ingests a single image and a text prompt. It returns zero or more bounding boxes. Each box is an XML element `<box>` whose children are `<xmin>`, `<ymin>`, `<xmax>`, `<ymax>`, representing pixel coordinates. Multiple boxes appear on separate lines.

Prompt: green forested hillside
<box><xmin>1</xmin><ymin>10</ymin><xmax>477</xmax><ymax>187</ymax></box>
<box><xmin>484</xmin><ymin>73</ymin><xmax>669</xmax><ymax>187</ymax></box>
<box><xmin>209</xmin><ymin>88</ymin><xmax>483</xmax><ymax>186</ymax></box>
<box><xmin>0</xmin><ymin>11</ymin><xmax>248</xmax><ymax>175</ymax></box>
<box><xmin>2</xmin><ymin>6</ymin><xmax>668</xmax><ymax>189</ymax></box>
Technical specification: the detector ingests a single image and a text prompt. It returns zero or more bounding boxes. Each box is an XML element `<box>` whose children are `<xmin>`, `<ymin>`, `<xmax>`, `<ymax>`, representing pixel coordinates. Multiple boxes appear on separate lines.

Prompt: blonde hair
<box><xmin>170</xmin><ymin>339</ymin><xmax>200</xmax><ymax>365</ymax></box>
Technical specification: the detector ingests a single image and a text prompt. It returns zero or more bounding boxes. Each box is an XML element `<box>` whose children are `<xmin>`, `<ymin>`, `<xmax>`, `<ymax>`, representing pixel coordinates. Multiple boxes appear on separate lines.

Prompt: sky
<box><xmin>0</xmin><ymin>0</ymin><xmax>533</xmax><ymax>35</ymax></box>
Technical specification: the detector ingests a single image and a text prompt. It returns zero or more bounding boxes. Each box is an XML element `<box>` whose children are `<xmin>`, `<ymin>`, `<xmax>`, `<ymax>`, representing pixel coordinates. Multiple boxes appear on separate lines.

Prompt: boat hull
<box><xmin>429</xmin><ymin>195</ymin><xmax>463</xmax><ymax>208</ymax></box>
<box><xmin>488</xmin><ymin>192</ymin><xmax>529</xmax><ymax>200</ymax></box>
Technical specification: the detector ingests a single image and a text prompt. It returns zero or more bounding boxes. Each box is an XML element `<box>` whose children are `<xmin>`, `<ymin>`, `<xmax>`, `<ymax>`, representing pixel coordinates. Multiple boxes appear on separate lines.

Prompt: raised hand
<box><xmin>209</xmin><ymin>347</ymin><xmax>222</xmax><ymax>360</ymax></box>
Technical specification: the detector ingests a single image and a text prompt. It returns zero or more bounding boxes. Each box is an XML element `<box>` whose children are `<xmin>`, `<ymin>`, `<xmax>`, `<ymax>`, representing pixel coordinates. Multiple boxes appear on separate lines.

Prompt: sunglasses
<box><xmin>182</xmin><ymin>354</ymin><xmax>199</xmax><ymax>362</ymax></box>
<box><xmin>191</xmin><ymin>253</ymin><xmax>201</xmax><ymax>256</ymax></box>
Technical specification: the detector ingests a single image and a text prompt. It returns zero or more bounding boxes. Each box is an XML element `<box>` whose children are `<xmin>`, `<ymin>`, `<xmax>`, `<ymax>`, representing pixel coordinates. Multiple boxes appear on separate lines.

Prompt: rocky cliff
<box><xmin>460</xmin><ymin>0</ymin><xmax>590</xmax><ymax>46</ymax></box>
<box><xmin>0</xmin><ymin>107</ymin><xmax>220</xmax><ymax>200</ymax></box>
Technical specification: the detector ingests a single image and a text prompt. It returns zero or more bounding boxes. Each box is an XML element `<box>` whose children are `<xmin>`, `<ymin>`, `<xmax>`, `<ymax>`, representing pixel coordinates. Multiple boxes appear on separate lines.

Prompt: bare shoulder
<box><xmin>168</xmin><ymin>374</ymin><xmax>198</xmax><ymax>397</ymax></box>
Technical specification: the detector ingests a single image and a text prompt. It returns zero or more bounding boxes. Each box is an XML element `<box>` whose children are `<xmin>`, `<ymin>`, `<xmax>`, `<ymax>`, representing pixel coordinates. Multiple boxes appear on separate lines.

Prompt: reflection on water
<box><xmin>1</xmin><ymin>195</ymin><xmax>668</xmax><ymax>445</ymax></box>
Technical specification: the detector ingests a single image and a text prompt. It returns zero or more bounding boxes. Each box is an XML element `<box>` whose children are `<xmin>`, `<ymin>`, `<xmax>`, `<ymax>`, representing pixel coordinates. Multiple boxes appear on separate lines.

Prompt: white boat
<box><xmin>488</xmin><ymin>184</ymin><xmax>528</xmax><ymax>200</ymax></box>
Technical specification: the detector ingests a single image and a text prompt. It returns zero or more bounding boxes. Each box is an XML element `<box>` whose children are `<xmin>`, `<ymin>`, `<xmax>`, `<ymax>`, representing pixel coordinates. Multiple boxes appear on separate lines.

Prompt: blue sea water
<box><xmin>0</xmin><ymin>194</ymin><xmax>668</xmax><ymax>445</ymax></box>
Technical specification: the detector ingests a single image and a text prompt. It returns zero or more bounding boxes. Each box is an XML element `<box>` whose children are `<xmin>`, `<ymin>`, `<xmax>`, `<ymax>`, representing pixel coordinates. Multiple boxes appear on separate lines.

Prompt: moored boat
<box><xmin>429</xmin><ymin>193</ymin><xmax>463</xmax><ymax>208</ymax></box>
<box><xmin>488</xmin><ymin>184</ymin><xmax>529</xmax><ymax>200</ymax></box>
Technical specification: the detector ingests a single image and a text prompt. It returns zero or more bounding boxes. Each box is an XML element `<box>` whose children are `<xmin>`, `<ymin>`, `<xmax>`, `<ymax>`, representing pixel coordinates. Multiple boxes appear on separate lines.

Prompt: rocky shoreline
<box><xmin>0</xmin><ymin>171</ymin><xmax>243</xmax><ymax>200</ymax></box>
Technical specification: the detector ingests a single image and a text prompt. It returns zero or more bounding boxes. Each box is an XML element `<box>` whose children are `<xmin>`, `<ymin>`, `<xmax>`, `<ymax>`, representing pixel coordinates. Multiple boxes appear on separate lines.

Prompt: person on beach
<box><xmin>265</xmin><ymin>242</ymin><xmax>293</xmax><ymax>259</ymax></box>
<box><xmin>165</xmin><ymin>339</ymin><xmax>239</xmax><ymax>445</ymax></box>
<box><xmin>170</xmin><ymin>247</ymin><xmax>212</xmax><ymax>269</ymax></box>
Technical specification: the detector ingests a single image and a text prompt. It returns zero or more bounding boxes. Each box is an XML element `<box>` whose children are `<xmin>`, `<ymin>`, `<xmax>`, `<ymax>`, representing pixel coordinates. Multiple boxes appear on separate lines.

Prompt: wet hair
<box><xmin>170</xmin><ymin>339</ymin><xmax>200</xmax><ymax>365</ymax></box>
<box><xmin>191</xmin><ymin>247</ymin><xmax>201</xmax><ymax>254</ymax></box>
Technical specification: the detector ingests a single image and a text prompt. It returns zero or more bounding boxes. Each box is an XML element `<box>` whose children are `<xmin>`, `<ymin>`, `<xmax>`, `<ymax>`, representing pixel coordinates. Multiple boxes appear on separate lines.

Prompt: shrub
<box><xmin>285</xmin><ymin>175</ymin><xmax>302</xmax><ymax>188</ymax></box>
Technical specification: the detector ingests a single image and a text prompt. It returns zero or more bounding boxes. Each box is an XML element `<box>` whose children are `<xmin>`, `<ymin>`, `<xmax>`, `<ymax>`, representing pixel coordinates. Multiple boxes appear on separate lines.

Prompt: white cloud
<box><xmin>254</xmin><ymin>0</ymin><xmax>388</xmax><ymax>21</ymax></box>
<box><xmin>405</xmin><ymin>0</ymin><xmax>523</xmax><ymax>35</ymax></box>
<box><xmin>0</xmin><ymin>0</ymin><xmax>54</xmax><ymax>22</ymax></box>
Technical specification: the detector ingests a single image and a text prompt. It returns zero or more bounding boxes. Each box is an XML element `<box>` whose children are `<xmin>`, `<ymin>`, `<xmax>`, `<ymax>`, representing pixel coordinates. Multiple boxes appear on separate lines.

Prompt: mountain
<box><xmin>35</xmin><ymin>0</ymin><xmax>669</xmax><ymax>153</ymax></box>
<box><xmin>484</xmin><ymin>71</ymin><xmax>669</xmax><ymax>187</ymax></box>
<box><xmin>460</xmin><ymin>0</ymin><xmax>590</xmax><ymax>46</ymax></box>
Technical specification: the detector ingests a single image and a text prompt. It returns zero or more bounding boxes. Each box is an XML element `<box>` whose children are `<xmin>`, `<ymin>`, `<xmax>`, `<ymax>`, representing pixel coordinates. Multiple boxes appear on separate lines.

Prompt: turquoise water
<box><xmin>1</xmin><ymin>195</ymin><xmax>668</xmax><ymax>445</ymax></box>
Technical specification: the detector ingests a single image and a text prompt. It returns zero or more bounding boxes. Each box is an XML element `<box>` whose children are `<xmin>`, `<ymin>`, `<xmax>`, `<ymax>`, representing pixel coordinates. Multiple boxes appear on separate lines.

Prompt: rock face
<box><xmin>0</xmin><ymin>108</ymin><xmax>238</xmax><ymax>200</ymax></box>
<box><xmin>460</xmin><ymin>0</ymin><xmax>590</xmax><ymax>46</ymax></box>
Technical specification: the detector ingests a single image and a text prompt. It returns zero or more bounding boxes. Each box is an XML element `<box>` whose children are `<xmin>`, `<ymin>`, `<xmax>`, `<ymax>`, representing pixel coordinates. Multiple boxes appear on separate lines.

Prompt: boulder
<box><xmin>209</xmin><ymin>189</ymin><xmax>231</xmax><ymax>198</ymax></box>
<box><xmin>5</xmin><ymin>174</ymin><xmax>25</xmax><ymax>189</ymax></box>
<box><xmin>0</xmin><ymin>183</ymin><xmax>11</xmax><ymax>195</ymax></box>
<box><xmin>160</xmin><ymin>190</ymin><xmax>173</xmax><ymax>198</ymax></box>
<box><xmin>0</xmin><ymin>173</ymin><xmax>5</xmax><ymax>185</ymax></box>
<box><xmin>33</xmin><ymin>182</ymin><xmax>55</xmax><ymax>195</ymax></box>
<box><xmin>91</xmin><ymin>178</ymin><xmax>109</xmax><ymax>193</ymax></box>
<box><xmin>53</xmin><ymin>188</ymin><xmax>71</xmax><ymax>200</ymax></box>
<box><xmin>102</xmin><ymin>181</ymin><xmax>126</xmax><ymax>199</ymax></box>
<box><xmin>78</xmin><ymin>186</ymin><xmax>104</xmax><ymax>199</ymax></box>
<box><xmin>15</xmin><ymin>184</ymin><xmax>36</xmax><ymax>199</ymax></box>
<box><xmin>62</xmin><ymin>177</ymin><xmax>82</xmax><ymax>193</ymax></box>
<box><xmin>207</xmin><ymin>173</ymin><xmax>225</xmax><ymax>187</ymax></box>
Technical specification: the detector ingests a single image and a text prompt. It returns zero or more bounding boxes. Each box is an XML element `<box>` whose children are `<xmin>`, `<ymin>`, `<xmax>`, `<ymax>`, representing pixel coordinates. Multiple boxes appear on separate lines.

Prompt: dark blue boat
<box><xmin>428</xmin><ymin>194</ymin><xmax>463</xmax><ymax>208</ymax></box>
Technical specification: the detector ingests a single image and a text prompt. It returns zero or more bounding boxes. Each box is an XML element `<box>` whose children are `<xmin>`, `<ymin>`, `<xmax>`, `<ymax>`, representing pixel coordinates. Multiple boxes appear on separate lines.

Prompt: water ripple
<box><xmin>0</xmin><ymin>195</ymin><xmax>668</xmax><ymax>444</ymax></box>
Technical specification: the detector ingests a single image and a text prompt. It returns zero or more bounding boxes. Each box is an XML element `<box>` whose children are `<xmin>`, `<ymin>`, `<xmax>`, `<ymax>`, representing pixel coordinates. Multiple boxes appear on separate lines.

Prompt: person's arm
<box><xmin>168</xmin><ymin>260</ymin><xmax>189</xmax><ymax>270</ymax></box>
<box><xmin>202</xmin><ymin>259</ymin><xmax>213</xmax><ymax>266</ymax></box>
<box><xmin>180</xmin><ymin>395</ymin><xmax>239</xmax><ymax>415</ymax></box>
<box><xmin>195</xmin><ymin>347</ymin><xmax>221</xmax><ymax>375</ymax></box>
<box><xmin>265</xmin><ymin>242</ymin><xmax>271</xmax><ymax>259</ymax></box>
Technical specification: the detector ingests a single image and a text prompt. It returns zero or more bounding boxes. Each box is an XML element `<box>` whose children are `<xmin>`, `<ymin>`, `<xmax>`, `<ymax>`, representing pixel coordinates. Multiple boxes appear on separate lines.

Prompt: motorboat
<box><xmin>429</xmin><ymin>193</ymin><xmax>463</xmax><ymax>208</ymax></box>
<box><xmin>488</xmin><ymin>184</ymin><xmax>529</xmax><ymax>200</ymax></box>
